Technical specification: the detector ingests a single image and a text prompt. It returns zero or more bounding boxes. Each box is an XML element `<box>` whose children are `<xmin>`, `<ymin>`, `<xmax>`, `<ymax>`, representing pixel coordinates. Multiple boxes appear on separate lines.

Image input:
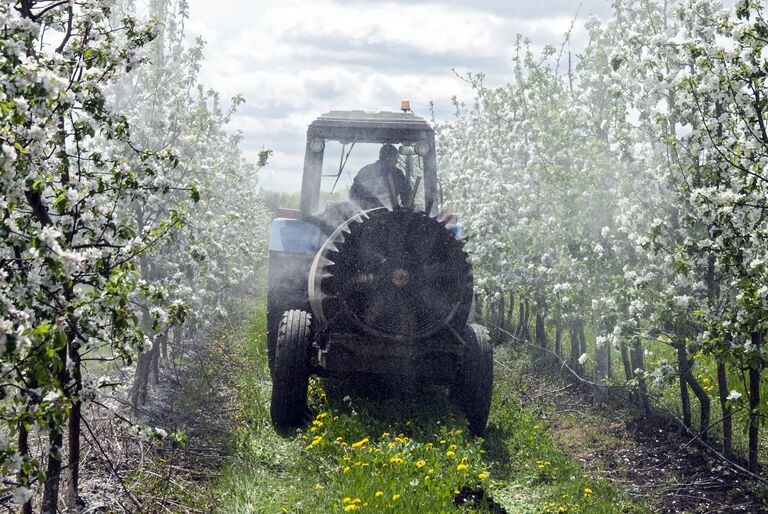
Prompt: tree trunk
<box><xmin>66</xmin><ymin>339</ymin><xmax>83</xmax><ymax>508</ymax></box>
<box><xmin>620</xmin><ymin>342</ymin><xmax>633</xmax><ymax>381</ymax></box>
<box><xmin>149</xmin><ymin>332</ymin><xmax>166</xmax><ymax>386</ymax></box>
<box><xmin>496</xmin><ymin>292</ymin><xmax>505</xmax><ymax>338</ymax></box>
<box><xmin>716</xmin><ymin>359</ymin><xmax>733</xmax><ymax>459</ymax></box>
<box><xmin>748</xmin><ymin>332</ymin><xmax>762</xmax><ymax>474</ymax></box>
<box><xmin>554</xmin><ymin>317</ymin><xmax>562</xmax><ymax>360</ymax></box>
<box><xmin>596</xmin><ymin>337</ymin><xmax>610</xmax><ymax>385</ymax></box>
<box><xmin>162</xmin><ymin>327</ymin><xmax>170</xmax><ymax>363</ymax></box>
<box><xmin>42</xmin><ymin>339</ymin><xmax>69</xmax><ymax>513</ymax></box>
<box><xmin>19</xmin><ymin>419</ymin><xmax>32</xmax><ymax>514</ymax></box>
<box><xmin>569</xmin><ymin>320</ymin><xmax>581</xmax><ymax>374</ymax></box>
<box><xmin>676</xmin><ymin>343</ymin><xmax>692</xmax><ymax>429</ymax></box>
<box><xmin>515</xmin><ymin>297</ymin><xmax>525</xmax><ymax>340</ymax></box>
<box><xmin>630</xmin><ymin>336</ymin><xmax>651</xmax><ymax>416</ymax></box>
<box><xmin>577</xmin><ymin>319</ymin><xmax>587</xmax><ymax>357</ymax></box>
<box><xmin>535</xmin><ymin>308</ymin><xmax>546</xmax><ymax>348</ymax></box>
<box><xmin>682</xmin><ymin>352</ymin><xmax>711</xmax><ymax>442</ymax></box>
<box><xmin>507</xmin><ymin>290</ymin><xmax>515</xmax><ymax>334</ymax></box>
<box><xmin>522</xmin><ymin>299</ymin><xmax>531</xmax><ymax>341</ymax></box>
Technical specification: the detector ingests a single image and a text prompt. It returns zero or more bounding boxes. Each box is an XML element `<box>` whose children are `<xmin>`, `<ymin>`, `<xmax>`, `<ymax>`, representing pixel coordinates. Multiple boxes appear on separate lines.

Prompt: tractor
<box><xmin>266</xmin><ymin>107</ymin><xmax>493</xmax><ymax>435</ymax></box>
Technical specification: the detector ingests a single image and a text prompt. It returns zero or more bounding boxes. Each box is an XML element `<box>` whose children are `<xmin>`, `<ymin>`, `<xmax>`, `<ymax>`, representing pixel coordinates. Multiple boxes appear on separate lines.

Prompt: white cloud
<box><xmin>185</xmin><ymin>0</ymin><xmax>598</xmax><ymax>192</ymax></box>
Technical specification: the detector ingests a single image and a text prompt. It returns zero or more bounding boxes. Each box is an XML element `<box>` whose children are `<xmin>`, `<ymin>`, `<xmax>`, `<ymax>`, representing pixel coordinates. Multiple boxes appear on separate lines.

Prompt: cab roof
<box><xmin>307</xmin><ymin>110</ymin><xmax>433</xmax><ymax>144</ymax></box>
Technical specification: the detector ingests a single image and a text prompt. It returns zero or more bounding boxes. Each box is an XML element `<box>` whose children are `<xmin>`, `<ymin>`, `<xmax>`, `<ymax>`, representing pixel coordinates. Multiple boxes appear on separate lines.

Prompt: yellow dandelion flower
<box><xmin>380</xmin><ymin>432</ymin><xmax>390</xmax><ymax>438</ymax></box>
<box><xmin>457</xmin><ymin>463</ymin><xmax>468</xmax><ymax>472</ymax></box>
<box><xmin>454</xmin><ymin>490</ymin><xmax>460</xmax><ymax>495</ymax></box>
<box><xmin>533</xmin><ymin>425</ymin><xmax>540</xmax><ymax>429</ymax></box>
<box><xmin>311</xmin><ymin>436</ymin><xmax>323</xmax><ymax>446</ymax></box>
<box><xmin>439</xmin><ymin>439</ymin><xmax>447</xmax><ymax>444</ymax></box>
<box><xmin>416</xmin><ymin>460</ymin><xmax>426</xmax><ymax>468</ymax></box>
<box><xmin>446</xmin><ymin>451</ymin><xmax>456</xmax><ymax>457</ymax></box>
<box><xmin>375</xmin><ymin>491</ymin><xmax>384</xmax><ymax>497</ymax></box>
<box><xmin>312</xmin><ymin>420</ymin><xmax>323</xmax><ymax>426</ymax></box>
<box><xmin>310</xmin><ymin>426</ymin><xmax>317</xmax><ymax>432</ymax></box>
<box><xmin>478</xmin><ymin>472</ymin><xmax>489</xmax><ymax>479</ymax></box>
<box><xmin>343</xmin><ymin>466</ymin><xmax>350</xmax><ymax>473</ymax></box>
<box><xmin>317</xmin><ymin>412</ymin><xmax>327</xmax><ymax>418</ymax></box>
<box><xmin>389</xmin><ymin>456</ymin><xmax>404</xmax><ymax>464</ymax></box>
<box><xmin>342</xmin><ymin>497</ymin><xmax>352</xmax><ymax>504</ymax></box>
<box><xmin>351</xmin><ymin>437</ymin><xmax>369</xmax><ymax>448</ymax></box>
<box><xmin>392</xmin><ymin>494</ymin><xmax>400</xmax><ymax>501</ymax></box>
<box><xmin>449</xmin><ymin>444</ymin><xmax>457</xmax><ymax>450</ymax></box>
<box><xmin>344</xmin><ymin>505</ymin><xmax>360</xmax><ymax>512</ymax></box>
<box><xmin>424</xmin><ymin>475</ymin><xmax>430</xmax><ymax>481</ymax></box>
<box><xmin>454</xmin><ymin>429</ymin><xmax>463</xmax><ymax>435</ymax></box>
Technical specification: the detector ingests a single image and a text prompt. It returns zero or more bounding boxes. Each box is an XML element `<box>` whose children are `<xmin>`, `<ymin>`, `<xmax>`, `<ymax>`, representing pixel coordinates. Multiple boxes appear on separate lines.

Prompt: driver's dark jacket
<box><xmin>349</xmin><ymin>160</ymin><xmax>412</xmax><ymax>209</ymax></box>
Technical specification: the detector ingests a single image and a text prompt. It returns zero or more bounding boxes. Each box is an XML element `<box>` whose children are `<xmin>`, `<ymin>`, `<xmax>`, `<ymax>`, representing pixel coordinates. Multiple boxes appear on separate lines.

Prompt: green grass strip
<box><xmin>202</xmin><ymin>306</ymin><xmax>646</xmax><ymax>514</ymax></box>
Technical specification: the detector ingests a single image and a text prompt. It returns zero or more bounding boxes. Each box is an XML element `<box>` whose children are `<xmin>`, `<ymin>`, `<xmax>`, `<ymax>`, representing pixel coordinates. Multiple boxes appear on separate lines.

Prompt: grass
<box><xmin>185</xmin><ymin>301</ymin><xmax>647</xmax><ymax>514</ymax></box>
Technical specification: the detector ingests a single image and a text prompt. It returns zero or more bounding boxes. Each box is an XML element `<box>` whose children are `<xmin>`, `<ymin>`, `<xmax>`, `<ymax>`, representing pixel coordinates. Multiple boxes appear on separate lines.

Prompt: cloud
<box><xmin>184</xmin><ymin>0</ymin><xmax>609</xmax><ymax>192</ymax></box>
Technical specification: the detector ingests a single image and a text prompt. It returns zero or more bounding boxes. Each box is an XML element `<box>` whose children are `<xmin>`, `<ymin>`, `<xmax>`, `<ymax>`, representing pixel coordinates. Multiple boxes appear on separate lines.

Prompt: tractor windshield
<box><xmin>318</xmin><ymin>142</ymin><xmax>426</xmax><ymax>213</ymax></box>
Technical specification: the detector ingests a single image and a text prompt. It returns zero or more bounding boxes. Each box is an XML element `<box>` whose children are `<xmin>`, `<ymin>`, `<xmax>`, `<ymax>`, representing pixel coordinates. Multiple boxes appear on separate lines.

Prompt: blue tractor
<box><xmin>267</xmin><ymin>109</ymin><xmax>492</xmax><ymax>435</ymax></box>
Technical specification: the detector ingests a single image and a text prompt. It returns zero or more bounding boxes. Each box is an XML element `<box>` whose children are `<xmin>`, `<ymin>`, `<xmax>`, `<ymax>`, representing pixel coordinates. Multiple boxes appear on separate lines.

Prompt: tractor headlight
<box><xmin>414</xmin><ymin>141</ymin><xmax>430</xmax><ymax>156</ymax></box>
<box><xmin>309</xmin><ymin>137</ymin><xmax>325</xmax><ymax>153</ymax></box>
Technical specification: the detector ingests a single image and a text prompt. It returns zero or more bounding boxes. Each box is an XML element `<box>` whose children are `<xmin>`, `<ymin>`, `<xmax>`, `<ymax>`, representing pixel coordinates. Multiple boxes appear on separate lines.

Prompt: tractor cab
<box><xmin>298</xmin><ymin>108</ymin><xmax>439</xmax><ymax>218</ymax></box>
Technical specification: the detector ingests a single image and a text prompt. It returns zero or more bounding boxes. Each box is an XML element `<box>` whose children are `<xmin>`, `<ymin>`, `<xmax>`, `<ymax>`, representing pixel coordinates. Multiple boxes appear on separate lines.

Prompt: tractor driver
<box><xmin>350</xmin><ymin>144</ymin><xmax>412</xmax><ymax>209</ymax></box>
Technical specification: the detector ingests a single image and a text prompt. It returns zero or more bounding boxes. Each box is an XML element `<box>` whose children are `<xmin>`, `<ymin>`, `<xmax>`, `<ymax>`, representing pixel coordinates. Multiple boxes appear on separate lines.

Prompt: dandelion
<box><xmin>344</xmin><ymin>505</ymin><xmax>360</xmax><ymax>511</ymax></box>
<box><xmin>342</xmin><ymin>497</ymin><xmax>352</xmax><ymax>504</ymax></box>
<box><xmin>478</xmin><ymin>472</ymin><xmax>489</xmax><ymax>479</ymax></box>
<box><xmin>584</xmin><ymin>487</ymin><xmax>593</xmax><ymax>497</ymax></box>
<box><xmin>390</xmin><ymin>456</ymin><xmax>404</xmax><ymax>464</ymax></box>
<box><xmin>449</xmin><ymin>444</ymin><xmax>457</xmax><ymax>450</ymax></box>
<box><xmin>415</xmin><ymin>459</ymin><xmax>426</xmax><ymax>468</ymax></box>
<box><xmin>392</xmin><ymin>494</ymin><xmax>401</xmax><ymax>501</ymax></box>
<box><xmin>533</xmin><ymin>425</ymin><xmax>540</xmax><ymax>430</ymax></box>
<box><xmin>457</xmin><ymin>463</ymin><xmax>468</xmax><ymax>471</ymax></box>
<box><xmin>375</xmin><ymin>491</ymin><xmax>384</xmax><ymax>497</ymax></box>
<box><xmin>446</xmin><ymin>451</ymin><xmax>456</xmax><ymax>457</ymax></box>
<box><xmin>351</xmin><ymin>437</ymin><xmax>369</xmax><ymax>448</ymax></box>
<box><xmin>311</xmin><ymin>436</ymin><xmax>322</xmax><ymax>446</ymax></box>
<box><xmin>343</xmin><ymin>466</ymin><xmax>350</xmax><ymax>473</ymax></box>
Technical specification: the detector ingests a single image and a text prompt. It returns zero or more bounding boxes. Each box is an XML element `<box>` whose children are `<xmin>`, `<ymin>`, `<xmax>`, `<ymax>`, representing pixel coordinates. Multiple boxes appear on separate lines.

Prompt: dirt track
<box><xmin>519</xmin><ymin>359</ymin><xmax>768</xmax><ymax>513</ymax></box>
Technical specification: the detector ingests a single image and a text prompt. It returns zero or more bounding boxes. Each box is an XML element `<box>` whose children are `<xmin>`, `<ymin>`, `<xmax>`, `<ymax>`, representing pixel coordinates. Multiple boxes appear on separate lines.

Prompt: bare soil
<box><xmin>519</xmin><ymin>357</ymin><xmax>768</xmax><ymax>513</ymax></box>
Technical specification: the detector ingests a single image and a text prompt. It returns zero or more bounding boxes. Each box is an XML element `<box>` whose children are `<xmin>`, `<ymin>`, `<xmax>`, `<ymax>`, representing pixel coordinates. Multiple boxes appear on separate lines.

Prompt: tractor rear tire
<box><xmin>453</xmin><ymin>323</ymin><xmax>493</xmax><ymax>436</ymax></box>
<box><xmin>270</xmin><ymin>310</ymin><xmax>313</xmax><ymax>430</ymax></box>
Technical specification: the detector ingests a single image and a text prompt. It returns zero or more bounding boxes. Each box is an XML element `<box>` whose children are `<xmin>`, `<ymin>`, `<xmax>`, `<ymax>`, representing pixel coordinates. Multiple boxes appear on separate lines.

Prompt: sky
<box><xmin>184</xmin><ymin>0</ymin><xmax>614</xmax><ymax>192</ymax></box>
